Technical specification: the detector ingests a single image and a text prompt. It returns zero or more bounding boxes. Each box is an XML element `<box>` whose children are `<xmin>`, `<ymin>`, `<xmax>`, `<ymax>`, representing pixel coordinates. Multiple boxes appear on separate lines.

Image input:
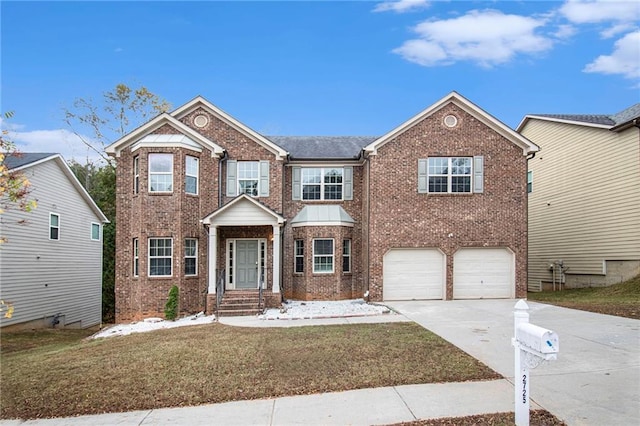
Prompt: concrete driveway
<box><xmin>385</xmin><ymin>299</ymin><xmax>640</xmax><ymax>426</ymax></box>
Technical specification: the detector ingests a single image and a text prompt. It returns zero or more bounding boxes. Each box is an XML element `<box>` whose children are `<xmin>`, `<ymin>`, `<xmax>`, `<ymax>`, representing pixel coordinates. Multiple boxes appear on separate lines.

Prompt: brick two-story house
<box><xmin>106</xmin><ymin>92</ymin><xmax>539</xmax><ymax>322</ymax></box>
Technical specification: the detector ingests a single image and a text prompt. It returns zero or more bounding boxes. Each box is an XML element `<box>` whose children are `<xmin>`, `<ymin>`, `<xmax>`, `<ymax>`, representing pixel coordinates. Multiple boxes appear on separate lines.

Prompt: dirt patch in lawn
<box><xmin>390</xmin><ymin>410</ymin><xmax>566</xmax><ymax>425</ymax></box>
<box><xmin>1</xmin><ymin>322</ymin><xmax>500</xmax><ymax>420</ymax></box>
<box><xmin>528</xmin><ymin>275</ymin><xmax>640</xmax><ymax>319</ymax></box>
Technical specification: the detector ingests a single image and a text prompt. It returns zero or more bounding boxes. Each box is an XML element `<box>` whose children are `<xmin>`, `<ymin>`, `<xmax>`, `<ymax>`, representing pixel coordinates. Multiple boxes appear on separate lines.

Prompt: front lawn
<box><xmin>528</xmin><ymin>274</ymin><xmax>640</xmax><ymax>319</ymax></box>
<box><xmin>1</xmin><ymin>322</ymin><xmax>500</xmax><ymax>420</ymax></box>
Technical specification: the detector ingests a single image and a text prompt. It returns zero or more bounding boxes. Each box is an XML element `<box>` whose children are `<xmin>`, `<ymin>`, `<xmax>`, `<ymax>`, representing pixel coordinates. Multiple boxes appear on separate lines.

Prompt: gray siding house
<box><xmin>0</xmin><ymin>153</ymin><xmax>108</xmax><ymax>329</ymax></box>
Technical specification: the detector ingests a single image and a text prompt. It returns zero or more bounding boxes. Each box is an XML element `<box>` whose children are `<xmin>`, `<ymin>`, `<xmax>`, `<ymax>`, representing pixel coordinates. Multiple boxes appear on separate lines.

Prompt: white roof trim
<box><xmin>290</xmin><ymin>205</ymin><xmax>355</xmax><ymax>228</ymax></box>
<box><xmin>516</xmin><ymin>115</ymin><xmax>612</xmax><ymax>132</ymax></box>
<box><xmin>131</xmin><ymin>134</ymin><xmax>203</xmax><ymax>153</ymax></box>
<box><xmin>364</xmin><ymin>91</ymin><xmax>539</xmax><ymax>156</ymax></box>
<box><xmin>105</xmin><ymin>113</ymin><xmax>224</xmax><ymax>158</ymax></box>
<box><xmin>202</xmin><ymin>194</ymin><xmax>285</xmax><ymax>226</ymax></box>
<box><xmin>14</xmin><ymin>154</ymin><xmax>109</xmax><ymax>223</ymax></box>
<box><xmin>171</xmin><ymin>96</ymin><xmax>288</xmax><ymax>160</ymax></box>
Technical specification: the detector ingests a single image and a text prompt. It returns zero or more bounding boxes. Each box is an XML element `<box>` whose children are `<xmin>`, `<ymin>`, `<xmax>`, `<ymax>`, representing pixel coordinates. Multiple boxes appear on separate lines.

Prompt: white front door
<box><xmin>235</xmin><ymin>240</ymin><xmax>259</xmax><ymax>289</ymax></box>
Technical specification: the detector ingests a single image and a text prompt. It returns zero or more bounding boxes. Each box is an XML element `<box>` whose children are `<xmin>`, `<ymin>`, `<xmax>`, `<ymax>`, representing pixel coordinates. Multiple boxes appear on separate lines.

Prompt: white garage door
<box><xmin>453</xmin><ymin>248</ymin><xmax>514</xmax><ymax>299</ymax></box>
<box><xmin>383</xmin><ymin>249</ymin><xmax>444</xmax><ymax>300</ymax></box>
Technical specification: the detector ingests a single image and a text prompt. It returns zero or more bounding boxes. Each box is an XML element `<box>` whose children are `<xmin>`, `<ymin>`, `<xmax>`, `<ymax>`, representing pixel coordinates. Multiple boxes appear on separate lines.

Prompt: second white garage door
<box><xmin>383</xmin><ymin>249</ymin><xmax>444</xmax><ymax>300</ymax></box>
<box><xmin>453</xmin><ymin>248</ymin><xmax>514</xmax><ymax>299</ymax></box>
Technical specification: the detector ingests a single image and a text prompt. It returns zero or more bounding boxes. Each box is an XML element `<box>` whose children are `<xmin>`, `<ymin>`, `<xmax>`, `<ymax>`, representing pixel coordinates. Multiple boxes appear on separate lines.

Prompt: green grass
<box><xmin>1</xmin><ymin>322</ymin><xmax>500</xmax><ymax>420</ymax></box>
<box><xmin>528</xmin><ymin>275</ymin><xmax>640</xmax><ymax>319</ymax></box>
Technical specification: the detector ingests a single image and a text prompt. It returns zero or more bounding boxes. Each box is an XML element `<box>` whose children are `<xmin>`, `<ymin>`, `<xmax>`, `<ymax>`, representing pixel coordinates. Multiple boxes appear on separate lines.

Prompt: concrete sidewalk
<box><xmin>1</xmin><ymin>379</ymin><xmax>523</xmax><ymax>426</ymax></box>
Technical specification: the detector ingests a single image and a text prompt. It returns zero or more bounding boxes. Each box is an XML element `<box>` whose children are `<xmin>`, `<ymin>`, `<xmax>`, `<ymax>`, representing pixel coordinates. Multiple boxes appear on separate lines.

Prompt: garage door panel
<box><xmin>383</xmin><ymin>249</ymin><xmax>444</xmax><ymax>301</ymax></box>
<box><xmin>454</xmin><ymin>248</ymin><xmax>513</xmax><ymax>299</ymax></box>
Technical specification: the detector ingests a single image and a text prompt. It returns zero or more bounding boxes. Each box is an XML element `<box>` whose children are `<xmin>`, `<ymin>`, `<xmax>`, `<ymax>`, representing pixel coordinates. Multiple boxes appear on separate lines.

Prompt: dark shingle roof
<box><xmin>531</xmin><ymin>103</ymin><xmax>640</xmax><ymax>128</ymax></box>
<box><xmin>4</xmin><ymin>153</ymin><xmax>56</xmax><ymax>170</ymax></box>
<box><xmin>267</xmin><ymin>136</ymin><xmax>377</xmax><ymax>160</ymax></box>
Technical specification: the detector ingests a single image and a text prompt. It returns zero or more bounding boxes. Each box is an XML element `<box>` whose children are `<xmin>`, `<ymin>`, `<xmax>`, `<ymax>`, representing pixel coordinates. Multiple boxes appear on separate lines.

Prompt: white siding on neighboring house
<box><xmin>522</xmin><ymin>120</ymin><xmax>640</xmax><ymax>290</ymax></box>
<box><xmin>0</xmin><ymin>158</ymin><xmax>105</xmax><ymax>328</ymax></box>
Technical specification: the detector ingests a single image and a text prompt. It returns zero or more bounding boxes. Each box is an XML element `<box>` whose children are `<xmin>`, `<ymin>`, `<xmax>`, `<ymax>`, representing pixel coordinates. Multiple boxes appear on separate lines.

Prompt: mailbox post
<box><xmin>512</xmin><ymin>300</ymin><xmax>559</xmax><ymax>426</ymax></box>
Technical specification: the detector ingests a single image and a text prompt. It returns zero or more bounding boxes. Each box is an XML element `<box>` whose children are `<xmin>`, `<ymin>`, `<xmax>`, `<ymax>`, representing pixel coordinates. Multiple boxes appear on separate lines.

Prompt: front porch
<box><xmin>202</xmin><ymin>195</ymin><xmax>285</xmax><ymax>315</ymax></box>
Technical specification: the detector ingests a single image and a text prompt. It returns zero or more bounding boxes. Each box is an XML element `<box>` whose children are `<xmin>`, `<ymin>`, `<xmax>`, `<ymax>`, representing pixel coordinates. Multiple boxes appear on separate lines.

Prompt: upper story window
<box><xmin>527</xmin><ymin>171</ymin><xmax>533</xmax><ymax>193</ymax></box>
<box><xmin>185</xmin><ymin>156</ymin><xmax>199</xmax><ymax>195</ymax></box>
<box><xmin>302</xmin><ymin>168</ymin><xmax>343</xmax><ymax>200</ymax></box>
<box><xmin>149</xmin><ymin>153</ymin><xmax>173</xmax><ymax>193</ymax></box>
<box><xmin>419</xmin><ymin>156</ymin><xmax>483</xmax><ymax>194</ymax></box>
<box><xmin>133</xmin><ymin>156</ymin><xmax>139</xmax><ymax>194</ymax></box>
<box><xmin>49</xmin><ymin>213</ymin><xmax>60</xmax><ymax>240</ymax></box>
<box><xmin>91</xmin><ymin>223</ymin><xmax>101</xmax><ymax>241</ymax></box>
<box><xmin>226</xmin><ymin>160</ymin><xmax>269</xmax><ymax>198</ymax></box>
<box><xmin>238</xmin><ymin>161</ymin><xmax>259</xmax><ymax>196</ymax></box>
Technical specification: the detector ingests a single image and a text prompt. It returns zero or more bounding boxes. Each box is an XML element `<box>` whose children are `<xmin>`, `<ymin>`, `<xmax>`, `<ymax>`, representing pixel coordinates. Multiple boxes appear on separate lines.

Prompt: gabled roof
<box><xmin>516</xmin><ymin>103</ymin><xmax>640</xmax><ymax>132</ymax></box>
<box><xmin>171</xmin><ymin>96</ymin><xmax>288</xmax><ymax>160</ymax></box>
<box><xmin>364</xmin><ymin>91</ymin><xmax>539</xmax><ymax>156</ymax></box>
<box><xmin>5</xmin><ymin>153</ymin><xmax>109</xmax><ymax>223</ymax></box>
<box><xmin>201</xmin><ymin>194</ymin><xmax>285</xmax><ymax>226</ymax></box>
<box><xmin>267</xmin><ymin>136</ymin><xmax>375</xmax><ymax>160</ymax></box>
<box><xmin>104</xmin><ymin>113</ymin><xmax>225</xmax><ymax>158</ymax></box>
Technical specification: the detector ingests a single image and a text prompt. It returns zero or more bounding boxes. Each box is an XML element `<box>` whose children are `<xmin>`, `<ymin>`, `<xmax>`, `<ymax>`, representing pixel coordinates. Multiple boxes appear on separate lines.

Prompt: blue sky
<box><xmin>2</xmin><ymin>0</ymin><xmax>639</xmax><ymax>163</ymax></box>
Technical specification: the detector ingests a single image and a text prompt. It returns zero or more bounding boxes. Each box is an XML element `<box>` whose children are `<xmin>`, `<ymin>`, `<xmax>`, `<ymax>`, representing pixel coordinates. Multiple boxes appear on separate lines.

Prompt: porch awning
<box><xmin>291</xmin><ymin>205</ymin><xmax>355</xmax><ymax>227</ymax></box>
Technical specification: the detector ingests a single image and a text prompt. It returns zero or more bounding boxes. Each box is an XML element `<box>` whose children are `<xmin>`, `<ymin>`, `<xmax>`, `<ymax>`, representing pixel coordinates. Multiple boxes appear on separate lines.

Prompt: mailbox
<box><xmin>516</xmin><ymin>322</ymin><xmax>559</xmax><ymax>354</ymax></box>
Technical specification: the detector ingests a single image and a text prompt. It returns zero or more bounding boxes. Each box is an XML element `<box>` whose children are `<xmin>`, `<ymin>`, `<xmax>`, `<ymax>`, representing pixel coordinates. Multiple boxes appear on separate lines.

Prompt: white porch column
<box><xmin>272</xmin><ymin>225</ymin><xmax>281</xmax><ymax>293</ymax></box>
<box><xmin>208</xmin><ymin>226</ymin><xmax>217</xmax><ymax>294</ymax></box>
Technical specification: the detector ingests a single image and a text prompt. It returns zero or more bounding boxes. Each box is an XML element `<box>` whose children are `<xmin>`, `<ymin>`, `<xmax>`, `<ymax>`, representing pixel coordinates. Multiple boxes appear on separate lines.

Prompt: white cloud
<box><xmin>553</xmin><ymin>24</ymin><xmax>578</xmax><ymax>39</ymax></box>
<box><xmin>373</xmin><ymin>0</ymin><xmax>430</xmax><ymax>14</ymax></box>
<box><xmin>584</xmin><ymin>30</ymin><xmax>640</xmax><ymax>79</ymax></box>
<box><xmin>393</xmin><ymin>10</ymin><xmax>553</xmax><ymax>67</ymax></box>
<box><xmin>560</xmin><ymin>0</ymin><xmax>640</xmax><ymax>38</ymax></box>
<box><xmin>7</xmin><ymin>127</ymin><xmax>105</xmax><ymax>165</ymax></box>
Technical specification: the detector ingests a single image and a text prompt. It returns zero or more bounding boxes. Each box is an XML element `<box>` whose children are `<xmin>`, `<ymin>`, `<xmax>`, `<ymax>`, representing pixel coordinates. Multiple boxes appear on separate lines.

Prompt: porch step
<box><xmin>217</xmin><ymin>290</ymin><xmax>264</xmax><ymax>317</ymax></box>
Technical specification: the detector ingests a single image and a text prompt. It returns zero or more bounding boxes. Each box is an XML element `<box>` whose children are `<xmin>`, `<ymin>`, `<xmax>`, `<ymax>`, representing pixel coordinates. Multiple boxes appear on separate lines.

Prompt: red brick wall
<box><xmin>366</xmin><ymin>103</ymin><xmax>528</xmax><ymax>301</ymax></box>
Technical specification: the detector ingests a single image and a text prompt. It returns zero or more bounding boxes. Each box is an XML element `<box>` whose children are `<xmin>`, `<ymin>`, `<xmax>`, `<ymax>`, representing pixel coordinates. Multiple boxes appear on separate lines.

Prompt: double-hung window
<box><xmin>238</xmin><ymin>161</ymin><xmax>259</xmax><ymax>196</ymax></box>
<box><xmin>342</xmin><ymin>239</ymin><xmax>351</xmax><ymax>273</ymax></box>
<box><xmin>313</xmin><ymin>239</ymin><xmax>334</xmax><ymax>273</ymax></box>
<box><xmin>149</xmin><ymin>153</ymin><xmax>173</xmax><ymax>193</ymax></box>
<box><xmin>294</xmin><ymin>239</ymin><xmax>304</xmax><ymax>273</ymax></box>
<box><xmin>184</xmin><ymin>238</ymin><xmax>197</xmax><ymax>276</ymax></box>
<box><xmin>133</xmin><ymin>238</ymin><xmax>139</xmax><ymax>277</ymax></box>
<box><xmin>185</xmin><ymin>156</ymin><xmax>199</xmax><ymax>195</ymax></box>
<box><xmin>149</xmin><ymin>238</ymin><xmax>172</xmax><ymax>277</ymax></box>
<box><xmin>302</xmin><ymin>168</ymin><xmax>343</xmax><ymax>200</ymax></box>
<box><xmin>133</xmin><ymin>156</ymin><xmax>139</xmax><ymax>194</ymax></box>
<box><xmin>428</xmin><ymin>157</ymin><xmax>472</xmax><ymax>193</ymax></box>
<box><xmin>49</xmin><ymin>213</ymin><xmax>60</xmax><ymax>240</ymax></box>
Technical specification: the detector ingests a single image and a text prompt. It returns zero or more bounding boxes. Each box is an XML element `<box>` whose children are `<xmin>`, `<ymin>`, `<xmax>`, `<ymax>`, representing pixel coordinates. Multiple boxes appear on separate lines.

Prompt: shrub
<box><xmin>164</xmin><ymin>285</ymin><xmax>179</xmax><ymax>321</ymax></box>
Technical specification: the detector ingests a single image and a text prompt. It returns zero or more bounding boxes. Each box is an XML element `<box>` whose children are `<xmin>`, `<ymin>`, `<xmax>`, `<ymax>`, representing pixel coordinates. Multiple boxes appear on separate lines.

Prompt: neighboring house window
<box><xmin>226</xmin><ymin>160</ymin><xmax>270</xmax><ymax>197</ymax></box>
<box><xmin>294</xmin><ymin>239</ymin><xmax>304</xmax><ymax>273</ymax></box>
<box><xmin>342</xmin><ymin>239</ymin><xmax>351</xmax><ymax>273</ymax></box>
<box><xmin>427</xmin><ymin>157</ymin><xmax>472</xmax><ymax>193</ymax></box>
<box><xmin>185</xmin><ymin>156</ymin><xmax>199</xmax><ymax>195</ymax></box>
<box><xmin>184</xmin><ymin>238</ymin><xmax>197</xmax><ymax>276</ymax></box>
<box><xmin>133</xmin><ymin>155</ymin><xmax>139</xmax><ymax>194</ymax></box>
<box><xmin>527</xmin><ymin>171</ymin><xmax>533</xmax><ymax>193</ymax></box>
<box><xmin>91</xmin><ymin>223</ymin><xmax>101</xmax><ymax>241</ymax></box>
<box><xmin>149</xmin><ymin>153</ymin><xmax>173</xmax><ymax>192</ymax></box>
<box><xmin>49</xmin><ymin>213</ymin><xmax>60</xmax><ymax>240</ymax></box>
<box><xmin>302</xmin><ymin>168</ymin><xmax>343</xmax><ymax>200</ymax></box>
<box><xmin>313</xmin><ymin>239</ymin><xmax>334</xmax><ymax>273</ymax></box>
<box><xmin>238</xmin><ymin>161</ymin><xmax>259</xmax><ymax>196</ymax></box>
<box><xmin>149</xmin><ymin>238</ymin><xmax>172</xmax><ymax>277</ymax></box>
<box><xmin>133</xmin><ymin>238</ymin><xmax>139</xmax><ymax>277</ymax></box>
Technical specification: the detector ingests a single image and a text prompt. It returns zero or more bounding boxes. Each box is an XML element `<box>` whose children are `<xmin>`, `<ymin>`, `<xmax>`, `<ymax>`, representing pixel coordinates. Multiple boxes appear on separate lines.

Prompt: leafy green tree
<box><xmin>64</xmin><ymin>84</ymin><xmax>170</xmax><ymax>323</ymax></box>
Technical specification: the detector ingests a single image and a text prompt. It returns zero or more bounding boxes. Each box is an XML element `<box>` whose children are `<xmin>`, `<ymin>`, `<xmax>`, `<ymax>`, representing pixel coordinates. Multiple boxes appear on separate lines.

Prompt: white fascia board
<box><xmin>171</xmin><ymin>96</ymin><xmax>288</xmax><ymax>160</ymax></box>
<box><xmin>516</xmin><ymin>115</ymin><xmax>612</xmax><ymax>132</ymax></box>
<box><xmin>105</xmin><ymin>113</ymin><xmax>224</xmax><ymax>158</ymax></box>
<box><xmin>8</xmin><ymin>154</ymin><xmax>59</xmax><ymax>173</ymax></box>
<box><xmin>292</xmin><ymin>221</ymin><xmax>355</xmax><ymax>228</ymax></box>
<box><xmin>285</xmin><ymin>160</ymin><xmax>364</xmax><ymax>167</ymax></box>
<box><xmin>365</xmin><ymin>92</ymin><xmax>539</xmax><ymax>156</ymax></box>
